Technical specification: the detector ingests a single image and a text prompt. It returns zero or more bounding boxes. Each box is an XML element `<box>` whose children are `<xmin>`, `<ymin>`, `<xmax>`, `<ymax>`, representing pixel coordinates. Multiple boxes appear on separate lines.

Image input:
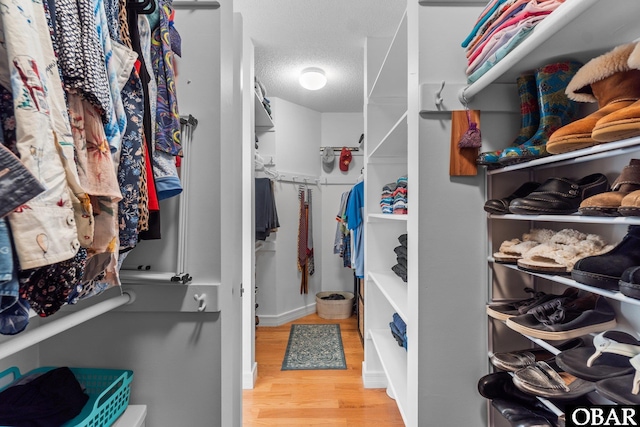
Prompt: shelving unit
<box><xmin>254</xmin><ymin>92</ymin><xmax>274</xmax><ymax>130</ymax></box>
<box><xmin>0</xmin><ymin>2</ymin><xmax>240</xmax><ymax>425</ymax></box>
<box><xmin>363</xmin><ymin>6</ymin><xmax>413</xmax><ymax>426</ymax></box>
<box><xmin>466</xmin><ymin>2</ymin><xmax>640</xmax><ymax>425</ymax></box>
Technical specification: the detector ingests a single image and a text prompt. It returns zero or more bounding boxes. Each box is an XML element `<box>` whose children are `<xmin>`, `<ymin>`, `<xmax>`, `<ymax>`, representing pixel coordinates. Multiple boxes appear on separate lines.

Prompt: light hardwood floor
<box><xmin>243</xmin><ymin>313</ymin><xmax>405</xmax><ymax>426</ymax></box>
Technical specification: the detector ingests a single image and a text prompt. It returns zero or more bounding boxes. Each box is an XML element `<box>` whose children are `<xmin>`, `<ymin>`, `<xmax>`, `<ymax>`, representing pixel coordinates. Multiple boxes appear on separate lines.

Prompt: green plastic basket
<box><xmin>0</xmin><ymin>366</ymin><xmax>133</xmax><ymax>427</ymax></box>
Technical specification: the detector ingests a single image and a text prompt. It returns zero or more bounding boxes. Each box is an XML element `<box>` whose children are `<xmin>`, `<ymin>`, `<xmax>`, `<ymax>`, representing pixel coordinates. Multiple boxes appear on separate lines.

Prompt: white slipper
<box><xmin>493</xmin><ymin>229</ymin><xmax>556</xmax><ymax>264</ymax></box>
<box><xmin>517</xmin><ymin>229</ymin><xmax>613</xmax><ymax>274</ymax></box>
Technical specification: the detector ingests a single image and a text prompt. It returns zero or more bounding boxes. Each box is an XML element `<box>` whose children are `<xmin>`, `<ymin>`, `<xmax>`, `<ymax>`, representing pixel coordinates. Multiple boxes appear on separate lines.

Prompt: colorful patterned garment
<box><xmin>118</xmin><ymin>67</ymin><xmax>145</xmax><ymax>250</ymax></box>
<box><xmin>67</xmin><ymin>94</ymin><xmax>123</xmax><ymax>202</ymax></box>
<box><xmin>136</xmin><ymin>15</ymin><xmax>156</xmax><ymax>232</ymax></box>
<box><xmin>0</xmin><ymin>145</ymin><xmax>45</xmax><ymax>218</ymax></box>
<box><xmin>94</xmin><ymin>0</ymin><xmax>127</xmax><ymax>152</ymax></box>
<box><xmin>150</xmin><ymin>6</ymin><xmax>182</xmax><ymax>204</ymax></box>
<box><xmin>19</xmin><ymin>248</ymin><xmax>87</xmax><ymax>317</ymax></box>
<box><xmin>53</xmin><ymin>0</ymin><xmax>113</xmax><ymax>121</ymax></box>
<box><xmin>34</xmin><ymin>0</ymin><xmax>94</xmax><ymax>250</ymax></box>
<box><xmin>0</xmin><ymin>86</ymin><xmax>17</xmax><ymax>154</ymax></box>
<box><xmin>104</xmin><ymin>0</ymin><xmax>121</xmax><ymax>41</ymax></box>
<box><xmin>118</xmin><ymin>0</ymin><xmax>132</xmax><ymax>48</ymax></box>
<box><xmin>0</xmin><ymin>0</ymin><xmax>80</xmax><ymax>270</ymax></box>
<box><xmin>0</xmin><ymin>219</ymin><xmax>18</xmax><ymax>313</ymax></box>
<box><xmin>151</xmin><ymin>0</ymin><xmax>181</xmax><ymax>157</ymax></box>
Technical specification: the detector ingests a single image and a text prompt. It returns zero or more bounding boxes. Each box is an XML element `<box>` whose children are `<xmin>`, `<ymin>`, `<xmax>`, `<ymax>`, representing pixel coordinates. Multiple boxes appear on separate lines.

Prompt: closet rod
<box><xmin>276</xmin><ymin>175</ymin><xmax>319</xmax><ymax>185</ymax></box>
<box><xmin>172</xmin><ymin>1</ymin><xmax>220</xmax><ymax>9</ymax></box>
<box><xmin>319</xmin><ymin>146</ymin><xmax>359</xmax><ymax>153</ymax></box>
<box><xmin>0</xmin><ymin>292</ymin><xmax>133</xmax><ymax>360</ymax></box>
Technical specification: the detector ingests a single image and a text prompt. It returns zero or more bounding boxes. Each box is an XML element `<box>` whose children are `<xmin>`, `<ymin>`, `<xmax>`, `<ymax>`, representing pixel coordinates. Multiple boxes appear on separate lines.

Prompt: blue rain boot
<box><xmin>498</xmin><ymin>61</ymin><xmax>582</xmax><ymax>166</ymax></box>
<box><xmin>477</xmin><ymin>73</ymin><xmax>539</xmax><ymax>167</ymax></box>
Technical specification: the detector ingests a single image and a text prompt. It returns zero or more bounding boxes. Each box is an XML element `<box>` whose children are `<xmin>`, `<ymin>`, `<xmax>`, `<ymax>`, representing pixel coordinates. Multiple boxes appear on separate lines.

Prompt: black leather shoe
<box><xmin>478</xmin><ymin>372</ymin><xmax>544</xmax><ymax>408</ymax></box>
<box><xmin>484</xmin><ymin>182</ymin><xmax>541</xmax><ymax>215</ymax></box>
<box><xmin>619</xmin><ymin>265</ymin><xmax>640</xmax><ymax>298</ymax></box>
<box><xmin>492</xmin><ymin>398</ymin><xmax>557</xmax><ymax>427</ymax></box>
<box><xmin>509</xmin><ymin>173</ymin><xmax>609</xmax><ymax>215</ymax></box>
<box><xmin>572</xmin><ymin>226</ymin><xmax>640</xmax><ymax>290</ymax></box>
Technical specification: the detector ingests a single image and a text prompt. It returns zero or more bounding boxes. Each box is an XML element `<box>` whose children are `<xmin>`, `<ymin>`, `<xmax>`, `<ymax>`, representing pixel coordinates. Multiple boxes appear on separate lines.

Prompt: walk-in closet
<box><xmin>2</xmin><ymin>0</ymin><xmax>640</xmax><ymax>426</ymax></box>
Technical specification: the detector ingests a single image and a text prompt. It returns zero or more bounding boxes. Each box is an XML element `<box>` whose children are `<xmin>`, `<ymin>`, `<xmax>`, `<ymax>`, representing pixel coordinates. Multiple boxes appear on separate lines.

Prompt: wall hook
<box><xmin>435</xmin><ymin>80</ymin><xmax>445</xmax><ymax>108</ymax></box>
<box><xmin>193</xmin><ymin>293</ymin><xmax>207</xmax><ymax>312</ymax></box>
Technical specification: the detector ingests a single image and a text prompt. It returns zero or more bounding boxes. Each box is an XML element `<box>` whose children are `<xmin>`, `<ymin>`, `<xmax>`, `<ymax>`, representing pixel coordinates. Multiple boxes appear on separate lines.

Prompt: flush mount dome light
<box><xmin>299</xmin><ymin>67</ymin><xmax>327</xmax><ymax>90</ymax></box>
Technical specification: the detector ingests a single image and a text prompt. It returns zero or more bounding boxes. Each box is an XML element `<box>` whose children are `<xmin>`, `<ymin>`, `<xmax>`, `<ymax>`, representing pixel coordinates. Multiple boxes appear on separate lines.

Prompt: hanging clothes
<box><xmin>345</xmin><ymin>180</ymin><xmax>364</xmax><ymax>279</ymax></box>
<box><xmin>296</xmin><ymin>186</ymin><xmax>315</xmax><ymax>294</ymax></box>
<box><xmin>255</xmin><ymin>178</ymin><xmax>280</xmax><ymax>240</ymax></box>
<box><xmin>297</xmin><ymin>186</ymin><xmax>308</xmax><ymax>294</ymax></box>
<box><xmin>333</xmin><ymin>190</ymin><xmax>350</xmax><ymax>255</ymax></box>
<box><xmin>306</xmin><ymin>187</ymin><xmax>314</xmax><ymax>277</ymax></box>
<box><xmin>0</xmin><ymin>0</ymin><xmax>81</xmax><ymax>270</ymax></box>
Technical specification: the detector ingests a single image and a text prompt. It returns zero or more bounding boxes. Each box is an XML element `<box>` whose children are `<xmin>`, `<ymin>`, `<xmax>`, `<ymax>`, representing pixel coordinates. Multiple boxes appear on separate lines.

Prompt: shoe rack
<box><xmin>465</xmin><ymin>1</ymin><xmax>640</xmax><ymax>425</ymax></box>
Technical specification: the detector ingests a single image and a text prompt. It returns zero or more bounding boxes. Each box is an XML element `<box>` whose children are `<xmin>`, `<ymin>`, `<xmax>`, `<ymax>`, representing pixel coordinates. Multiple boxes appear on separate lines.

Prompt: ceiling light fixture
<box><xmin>299</xmin><ymin>67</ymin><xmax>327</xmax><ymax>90</ymax></box>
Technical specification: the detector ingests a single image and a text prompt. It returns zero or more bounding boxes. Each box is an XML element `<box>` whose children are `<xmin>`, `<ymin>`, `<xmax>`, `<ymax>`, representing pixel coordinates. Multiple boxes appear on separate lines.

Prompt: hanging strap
<box><xmin>297</xmin><ymin>187</ymin><xmax>307</xmax><ymax>271</ymax></box>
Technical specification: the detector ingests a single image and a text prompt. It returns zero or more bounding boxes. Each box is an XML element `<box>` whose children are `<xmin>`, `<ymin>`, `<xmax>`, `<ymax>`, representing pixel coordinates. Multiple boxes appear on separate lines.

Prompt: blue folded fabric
<box><xmin>461</xmin><ymin>0</ymin><xmax>508</xmax><ymax>48</ymax></box>
<box><xmin>393</xmin><ymin>312</ymin><xmax>407</xmax><ymax>336</ymax></box>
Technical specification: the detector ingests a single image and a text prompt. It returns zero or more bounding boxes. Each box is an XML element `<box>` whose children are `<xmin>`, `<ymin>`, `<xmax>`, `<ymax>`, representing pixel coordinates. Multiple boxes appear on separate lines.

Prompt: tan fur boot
<box><xmin>547</xmin><ymin>43</ymin><xmax>640</xmax><ymax>154</ymax></box>
<box><xmin>592</xmin><ymin>42</ymin><xmax>640</xmax><ymax>142</ymax></box>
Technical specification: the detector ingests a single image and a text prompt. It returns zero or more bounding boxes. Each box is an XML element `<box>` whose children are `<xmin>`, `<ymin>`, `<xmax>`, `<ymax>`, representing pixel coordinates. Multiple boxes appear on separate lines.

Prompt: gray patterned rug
<box><xmin>281</xmin><ymin>324</ymin><xmax>347</xmax><ymax>370</ymax></box>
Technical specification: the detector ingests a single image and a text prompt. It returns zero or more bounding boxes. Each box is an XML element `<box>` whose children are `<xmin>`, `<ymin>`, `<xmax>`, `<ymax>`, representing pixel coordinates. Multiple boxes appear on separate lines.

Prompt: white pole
<box><xmin>0</xmin><ymin>292</ymin><xmax>132</xmax><ymax>360</ymax></box>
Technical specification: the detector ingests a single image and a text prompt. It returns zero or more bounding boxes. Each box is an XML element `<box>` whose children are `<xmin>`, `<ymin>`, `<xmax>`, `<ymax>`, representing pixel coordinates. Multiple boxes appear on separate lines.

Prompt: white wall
<box><xmin>256</xmin><ymin>98</ymin><xmax>322</xmax><ymax>325</ymax></box>
<box><xmin>255</xmin><ymin>102</ymin><xmax>364</xmax><ymax>325</ymax></box>
<box><xmin>319</xmin><ymin>113</ymin><xmax>363</xmax><ymax>295</ymax></box>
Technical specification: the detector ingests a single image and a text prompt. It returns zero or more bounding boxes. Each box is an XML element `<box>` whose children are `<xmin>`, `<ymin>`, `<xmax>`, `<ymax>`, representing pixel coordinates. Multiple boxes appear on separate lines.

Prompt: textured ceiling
<box><xmin>234</xmin><ymin>1</ymin><xmax>407</xmax><ymax>113</ymax></box>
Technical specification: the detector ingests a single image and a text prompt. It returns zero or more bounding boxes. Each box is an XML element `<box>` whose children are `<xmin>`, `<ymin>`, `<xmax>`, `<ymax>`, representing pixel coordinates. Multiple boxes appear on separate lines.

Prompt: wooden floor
<box><xmin>243</xmin><ymin>313</ymin><xmax>404</xmax><ymax>426</ymax></box>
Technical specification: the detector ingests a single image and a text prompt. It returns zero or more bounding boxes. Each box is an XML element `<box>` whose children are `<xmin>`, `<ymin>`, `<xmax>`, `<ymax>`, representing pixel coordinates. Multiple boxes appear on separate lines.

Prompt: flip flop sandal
<box><xmin>516</xmin><ymin>229</ymin><xmax>613</xmax><ymax>275</ymax></box>
<box><xmin>490</xmin><ymin>337</ymin><xmax>584</xmax><ymax>372</ymax></box>
<box><xmin>555</xmin><ymin>330</ymin><xmax>640</xmax><ymax>382</ymax></box>
<box><xmin>595</xmin><ymin>354</ymin><xmax>640</xmax><ymax>404</ymax></box>
<box><xmin>512</xmin><ymin>361</ymin><xmax>596</xmax><ymax>401</ymax></box>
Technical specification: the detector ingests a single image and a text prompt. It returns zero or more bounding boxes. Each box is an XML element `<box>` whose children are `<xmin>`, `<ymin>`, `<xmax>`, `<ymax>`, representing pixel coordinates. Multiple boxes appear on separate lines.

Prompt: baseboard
<box><xmin>361</xmin><ymin>360</ymin><xmax>387</xmax><ymax>389</ymax></box>
<box><xmin>257</xmin><ymin>303</ymin><xmax>317</xmax><ymax>327</ymax></box>
<box><xmin>242</xmin><ymin>362</ymin><xmax>257</xmax><ymax>389</ymax></box>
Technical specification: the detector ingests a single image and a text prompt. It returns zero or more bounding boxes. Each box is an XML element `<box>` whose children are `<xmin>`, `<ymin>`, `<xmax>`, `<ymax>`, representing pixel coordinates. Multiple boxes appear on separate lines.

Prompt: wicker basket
<box><xmin>316</xmin><ymin>291</ymin><xmax>354</xmax><ymax>319</ymax></box>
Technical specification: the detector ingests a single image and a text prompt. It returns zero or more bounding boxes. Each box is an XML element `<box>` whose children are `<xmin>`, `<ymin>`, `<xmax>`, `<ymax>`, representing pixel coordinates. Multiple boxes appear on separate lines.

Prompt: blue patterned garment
<box><xmin>151</xmin><ymin>0</ymin><xmax>182</xmax><ymax>156</ymax></box>
<box><xmin>54</xmin><ymin>0</ymin><xmax>113</xmax><ymax>120</ymax></box>
<box><xmin>0</xmin><ymin>219</ymin><xmax>18</xmax><ymax>313</ymax></box>
<box><xmin>104</xmin><ymin>0</ymin><xmax>121</xmax><ymax>41</ymax></box>
<box><xmin>118</xmin><ymin>68</ymin><xmax>144</xmax><ymax>250</ymax></box>
<box><xmin>94</xmin><ymin>0</ymin><xmax>126</xmax><ymax>152</ymax></box>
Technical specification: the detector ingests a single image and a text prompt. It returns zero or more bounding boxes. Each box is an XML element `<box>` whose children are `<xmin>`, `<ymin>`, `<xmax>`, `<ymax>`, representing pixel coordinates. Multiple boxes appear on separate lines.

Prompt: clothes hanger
<box><xmin>128</xmin><ymin>0</ymin><xmax>156</xmax><ymax>15</ymax></box>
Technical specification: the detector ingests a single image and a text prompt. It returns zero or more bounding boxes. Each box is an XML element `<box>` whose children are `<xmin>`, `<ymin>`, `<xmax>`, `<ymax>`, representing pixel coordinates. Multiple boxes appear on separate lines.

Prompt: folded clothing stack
<box><xmin>389</xmin><ymin>313</ymin><xmax>407</xmax><ymax>350</ymax></box>
<box><xmin>255</xmin><ymin>77</ymin><xmax>272</xmax><ymax>118</ymax></box>
<box><xmin>380</xmin><ymin>182</ymin><xmax>396</xmax><ymax>214</ymax></box>
<box><xmin>394</xmin><ymin>176</ymin><xmax>408</xmax><ymax>214</ymax></box>
<box><xmin>462</xmin><ymin>0</ymin><xmax>565</xmax><ymax>83</ymax></box>
<box><xmin>392</xmin><ymin>234</ymin><xmax>407</xmax><ymax>282</ymax></box>
<box><xmin>380</xmin><ymin>176</ymin><xmax>408</xmax><ymax>214</ymax></box>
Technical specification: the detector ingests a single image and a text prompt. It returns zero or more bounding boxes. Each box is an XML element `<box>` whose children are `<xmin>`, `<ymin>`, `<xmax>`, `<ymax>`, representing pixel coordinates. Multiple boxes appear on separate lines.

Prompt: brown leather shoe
<box><xmin>580</xmin><ymin>158</ymin><xmax>640</xmax><ymax>216</ymax></box>
<box><xmin>619</xmin><ymin>189</ymin><xmax>640</xmax><ymax>216</ymax></box>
